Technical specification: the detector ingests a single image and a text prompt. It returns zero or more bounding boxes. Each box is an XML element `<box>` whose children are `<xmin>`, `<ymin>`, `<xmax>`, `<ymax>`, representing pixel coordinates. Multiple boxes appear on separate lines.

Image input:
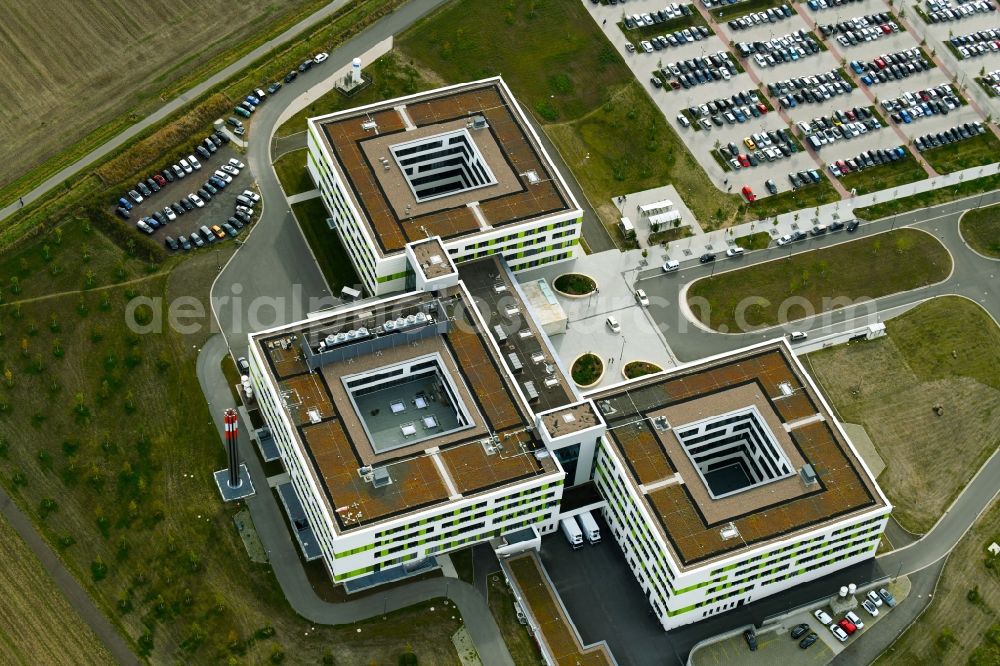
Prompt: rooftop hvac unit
<box><xmin>508</xmin><ymin>353</ymin><xmax>523</xmax><ymax>373</ymax></box>
<box><xmin>493</xmin><ymin>325</ymin><xmax>508</xmax><ymax>342</ymax></box>
<box><xmin>653</xmin><ymin>416</ymin><xmax>669</xmax><ymax>431</ymax></box>
<box><xmin>307</xmin><ymin>409</ymin><xmax>322</xmax><ymax>424</ymax></box>
<box><xmin>471</xmin><ymin>115</ymin><xmax>488</xmax><ymax>129</ymax></box>
<box><xmin>357</xmin><ymin>466</ymin><xmax>374</xmax><ymax>481</ymax></box>
<box><xmin>493</xmin><ymin>283</ymin><xmax>508</xmax><ymax>294</ymax></box>
<box><xmin>481</xmin><ymin>438</ymin><xmax>497</xmax><ymax>455</ymax></box>
<box><xmin>428</xmin><ymin>255</ymin><xmax>444</xmax><ymax>266</ymax></box>
<box><xmin>505</xmin><ymin>305</ymin><xmax>520</xmax><ymax>317</ymax></box>
<box><xmin>372</xmin><ymin>467</ymin><xmax>392</xmax><ymax>488</ymax></box>
<box><xmin>518</xmin><ymin>329</ymin><xmax>533</xmax><ymax>339</ymax></box>
<box><xmin>534</xmin><ymin>450</ymin><xmax>550</xmax><ymax>460</ymax></box>
<box><xmin>531</xmin><ymin>351</ymin><xmax>546</xmax><ymax>365</ymax></box>
<box><xmin>523</xmin><ymin>381</ymin><xmax>539</xmax><ymax>402</ymax></box>
<box><xmin>800</xmin><ymin>464</ymin><xmax>818</xmax><ymax>485</ymax></box>
<box><xmin>383</xmin><ymin>320</ymin><xmax>396</xmax><ymax>331</ymax></box>
<box><xmin>778</xmin><ymin>381</ymin><xmax>794</xmax><ymax>396</ymax></box>
<box><xmin>362</xmin><ymin>120</ymin><xmax>378</xmax><ymax>131</ymax></box>
<box><xmin>544</xmin><ymin>377</ymin><xmax>561</xmax><ymax>388</ymax></box>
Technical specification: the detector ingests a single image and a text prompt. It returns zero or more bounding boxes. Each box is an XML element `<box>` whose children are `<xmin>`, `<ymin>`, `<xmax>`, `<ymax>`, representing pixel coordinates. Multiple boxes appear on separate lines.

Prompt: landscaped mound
<box><xmin>571</xmin><ymin>353</ymin><xmax>604</xmax><ymax>387</ymax></box>
<box><xmin>553</xmin><ymin>273</ymin><xmax>596</xmax><ymax>296</ymax></box>
<box><xmin>624</xmin><ymin>361</ymin><xmax>662</xmax><ymax>379</ymax></box>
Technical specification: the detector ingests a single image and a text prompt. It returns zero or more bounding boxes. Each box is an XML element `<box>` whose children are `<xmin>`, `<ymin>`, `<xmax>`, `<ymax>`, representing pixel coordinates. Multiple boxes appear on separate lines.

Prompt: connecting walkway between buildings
<box><xmin>502</xmin><ymin>551</ymin><xmax>617</xmax><ymax>666</ymax></box>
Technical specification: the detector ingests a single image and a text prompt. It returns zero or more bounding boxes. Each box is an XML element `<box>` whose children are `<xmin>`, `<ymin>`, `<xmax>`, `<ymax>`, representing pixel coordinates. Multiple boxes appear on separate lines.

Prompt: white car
<box><xmin>221</xmin><ymin>164</ymin><xmax>240</xmax><ymax>176</ymax></box>
<box><xmin>663</xmin><ymin>260</ymin><xmax>680</xmax><ymax>272</ymax></box>
<box><xmin>188</xmin><ymin>193</ymin><xmax>205</xmax><ymax>208</ymax></box>
<box><xmin>641</xmin><ymin>40</ymin><xmax>654</xmax><ymax>53</ymax></box>
<box><xmin>725</xmin><ymin>246</ymin><xmax>745</xmax><ymax>257</ymax></box>
<box><xmin>229</xmin><ymin>158</ymin><xmax>246</xmax><ymax>170</ymax></box>
<box><xmin>180</xmin><ymin>158</ymin><xmax>193</xmax><ymax>174</ymax></box>
<box><xmin>862</xmin><ymin>599</ymin><xmax>879</xmax><ymax>616</ymax></box>
<box><xmin>814</xmin><ymin>609</ymin><xmax>833</xmax><ymax>625</ymax></box>
<box><xmin>845</xmin><ymin>611</ymin><xmax>865</xmax><ymax>631</ymax></box>
<box><xmin>634</xmin><ymin>289</ymin><xmax>650</xmax><ymax>307</ymax></box>
<box><xmin>241</xmin><ymin>189</ymin><xmax>261</xmax><ymax>203</ymax></box>
<box><xmin>776</xmin><ymin>234</ymin><xmax>794</xmax><ymax>246</ymax></box>
<box><xmin>163</xmin><ymin>207</ymin><xmax>177</xmax><ymax>222</ymax></box>
<box><xmin>606</xmin><ymin>316</ymin><xmax>621</xmax><ymax>334</ymax></box>
<box><xmin>188</xmin><ymin>155</ymin><xmax>202</xmax><ymax>170</ymax></box>
<box><xmin>867</xmin><ymin>590</ymin><xmax>883</xmax><ymax>607</ymax></box>
<box><xmin>314</xmin><ymin>52</ymin><xmax>329</xmax><ymax>63</ymax></box>
<box><xmin>830</xmin><ymin>624</ymin><xmax>849</xmax><ymax>642</ymax></box>
<box><xmin>236</xmin><ymin>206</ymin><xmax>255</xmax><ymax>217</ymax></box>
<box><xmin>214</xmin><ymin>170</ymin><xmax>233</xmax><ymax>183</ymax></box>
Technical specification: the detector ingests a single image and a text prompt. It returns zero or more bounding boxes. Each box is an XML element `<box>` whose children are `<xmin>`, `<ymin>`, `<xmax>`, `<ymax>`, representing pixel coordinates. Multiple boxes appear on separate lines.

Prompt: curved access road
<box><xmin>0</xmin><ymin>0</ymin><xmax>365</xmax><ymax>223</ymax></box>
<box><xmin>198</xmin><ymin>1</ymin><xmax>515</xmax><ymax>664</ymax></box>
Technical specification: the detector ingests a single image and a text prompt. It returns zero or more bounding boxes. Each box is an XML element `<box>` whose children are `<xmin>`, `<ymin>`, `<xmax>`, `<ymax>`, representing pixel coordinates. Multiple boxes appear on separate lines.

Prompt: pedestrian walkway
<box><xmin>286</xmin><ymin>189</ymin><xmax>321</xmax><ymax>204</ymax></box>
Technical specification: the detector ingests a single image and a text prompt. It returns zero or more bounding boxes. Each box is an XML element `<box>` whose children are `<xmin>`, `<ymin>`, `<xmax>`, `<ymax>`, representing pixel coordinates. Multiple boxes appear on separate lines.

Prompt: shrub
<box><xmin>91</xmin><ymin>558</ymin><xmax>109</xmax><ymax>582</ymax></box>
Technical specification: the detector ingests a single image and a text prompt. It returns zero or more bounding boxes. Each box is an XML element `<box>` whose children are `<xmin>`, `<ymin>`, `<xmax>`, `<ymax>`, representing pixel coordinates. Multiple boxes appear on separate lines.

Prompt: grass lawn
<box><xmin>397</xmin><ymin>0</ymin><xmax>805</xmax><ymax>232</ymax></box>
<box><xmin>751</xmin><ymin>180</ymin><xmax>841</xmax><ymax>219</ymax></box>
<box><xmin>553</xmin><ymin>273</ymin><xmax>597</xmax><ymax>295</ymax></box>
<box><xmin>274</xmin><ymin>52</ymin><xmax>437</xmax><ymax>138</ymax></box>
<box><xmin>624</xmin><ymin>361</ymin><xmax>663</xmax><ymax>378</ymax></box>
<box><xmin>921</xmin><ymin>132</ymin><xmax>1000</xmax><ymax>174</ymax></box>
<box><xmin>838</xmin><ymin>155</ymin><xmax>928</xmax><ymax>196</ymax></box>
<box><xmin>487</xmin><ymin>573</ymin><xmax>545</xmax><ymax>666</ymax></box>
<box><xmin>740</xmin><ymin>231</ymin><xmax>773</xmax><ymax>250</ymax></box>
<box><xmin>960</xmin><ymin>203</ymin><xmax>1000</xmax><ymax>258</ymax></box>
<box><xmin>291</xmin><ymin>198</ymin><xmax>359</xmax><ymax>294</ymax></box>
<box><xmin>854</xmin><ymin>172</ymin><xmax>1000</xmax><ymax>220</ymax></box>
<box><xmin>649</xmin><ymin>225</ymin><xmax>694</xmax><ymax>245</ymax></box>
<box><xmin>272</xmin><ymin>149</ymin><xmax>313</xmax><ymax>196</ymax></box>
<box><xmin>0</xmin><ymin>222</ymin><xmax>462</xmax><ymax>663</ymax></box>
<box><xmin>687</xmin><ymin>229</ymin><xmax>951</xmax><ymax>331</ymax></box>
<box><xmin>571</xmin><ymin>353</ymin><xmax>604</xmax><ymax>386</ymax></box>
<box><xmin>875</xmin><ymin>495</ymin><xmax>1000</xmax><ymax>666</ymax></box>
<box><xmin>805</xmin><ymin>296</ymin><xmax>1000</xmax><ymax>534</ymax></box>
<box><xmin>0</xmin><ymin>514</ymin><xmax>113</xmax><ymax>665</ymax></box>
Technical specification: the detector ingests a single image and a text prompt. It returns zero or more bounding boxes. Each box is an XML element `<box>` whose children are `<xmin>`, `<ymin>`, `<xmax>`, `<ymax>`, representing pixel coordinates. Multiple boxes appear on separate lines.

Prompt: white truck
<box><xmin>560</xmin><ymin>517</ymin><xmax>583</xmax><ymax>550</ymax></box>
<box><xmin>577</xmin><ymin>511</ymin><xmax>601</xmax><ymax>545</ymax></box>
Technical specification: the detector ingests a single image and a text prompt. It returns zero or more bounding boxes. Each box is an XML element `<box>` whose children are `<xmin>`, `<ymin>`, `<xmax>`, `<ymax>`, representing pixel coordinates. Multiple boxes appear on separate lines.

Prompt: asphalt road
<box><xmin>638</xmin><ymin>189</ymin><xmax>1000</xmax><ymax>362</ymax></box>
<box><xmin>0</xmin><ymin>0</ymin><xmax>359</xmax><ymax>223</ymax></box>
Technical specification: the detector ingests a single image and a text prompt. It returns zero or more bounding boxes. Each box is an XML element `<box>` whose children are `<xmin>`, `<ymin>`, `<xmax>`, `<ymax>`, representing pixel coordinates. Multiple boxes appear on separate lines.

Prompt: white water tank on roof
<box><xmin>352</xmin><ymin>57</ymin><xmax>362</xmax><ymax>84</ymax></box>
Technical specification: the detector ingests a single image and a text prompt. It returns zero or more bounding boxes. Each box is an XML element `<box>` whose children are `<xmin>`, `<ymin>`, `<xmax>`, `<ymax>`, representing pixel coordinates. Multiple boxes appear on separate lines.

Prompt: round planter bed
<box><xmin>553</xmin><ymin>273</ymin><xmax>598</xmax><ymax>298</ymax></box>
<box><xmin>622</xmin><ymin>360</ymin><xmax>663</xmax><ymax>380</ymax></box>
<box><xmin>571</xmin><ymin>353</ymin><xmax>605</xmax><ymax>388</ymax></box>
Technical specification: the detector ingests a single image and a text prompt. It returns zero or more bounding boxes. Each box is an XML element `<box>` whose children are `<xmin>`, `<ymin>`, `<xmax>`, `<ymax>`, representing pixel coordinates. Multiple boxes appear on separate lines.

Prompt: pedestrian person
<box><xmin>19</xmin><ymin>197</ymin><xmax>24</xmax><ymax>207</ymax></box>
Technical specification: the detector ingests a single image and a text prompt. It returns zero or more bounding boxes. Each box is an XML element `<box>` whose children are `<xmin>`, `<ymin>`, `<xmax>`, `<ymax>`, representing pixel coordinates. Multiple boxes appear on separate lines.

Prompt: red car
<box><xmin>881</xmin><ymin>24</ymin><xmax>891</xmax><ymax>33</ymax></box>
<box><xmin>874</xmin><ymin>57</ymin><xmax>887</xmax><ymax>69</ymax></box>
<box><xmin>836</xmin><ymin>159</ymin><xmax>849</xmax><ymax>174</ymax></box>
<box><xmin>738</xmin><ymin>154</ymin><xmax>751</xmax><ymax>167</ymax></box>
<box><xmin>839</xmin><ymin>619</ymin><xmax>857</xmax><ymax>635</ymax></box>
<box><xmin>741</xmin><ymin>185</ymin><xmax>756</xmax><ymax>202</ymax></box>
<box><xmin>152</xmin><ymin>173</ymin><xmax>167</xmax><ymax>186</ymax></box>
<box><xmin>757</xmin><ymin>103</ymin><xmax>768</xmax><ymax>114</ymax></box>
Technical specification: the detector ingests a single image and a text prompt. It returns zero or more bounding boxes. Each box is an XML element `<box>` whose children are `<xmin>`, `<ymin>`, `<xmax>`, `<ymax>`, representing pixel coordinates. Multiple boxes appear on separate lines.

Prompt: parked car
<box><xmin>178</xmin><ymin>235</ymin><xmax>192</xmax><ymax>251</ymax></box>
<box><xmin>172</xmin><ymin>164</ymin><xmax>185</xmax><ymax>179</ymax></box>
<box><xmin>830</xmin><ymin>624</ymin><xmax>849</xmax><ymax>642</ymax></box>
<box><xmin>118</xmin><ymin>196</ymin><xmax>133</xmax><ymax>210</ymax></box>
<box><xmin>127</xmin><ymin>189</ymin><xmax>143</xmax><ymax>204</ymax></box>
<box><xmin>227</xmin><ymin>116</ymin><xmax>244</xmax><ymax>129</ymax></box>
<box><xmin>239</xmin><ymin>187</ymin><xmax>258</xmax><ymax>201</ymax></box>
<box><xmin>266</xmin><ymin>82</ymin><xmax>283</xmax><ymax>94</ymax></box>
<box><xmin>846</xmin><ymin>611</ymin><xmax>864</xmax><ymax>631</ymax></box>
<box><xmin>222</xmin><ymin>222</ymin><xmax>238</xmax><ymax>237</ymax></box>
<box><xmin>847</xmin><ymin>220</ymin><xmax>860</xmax><ymax>232</ymax></box>
<box><xmin>179</xmin><ymin>198</ymin><xmax>195</xmax><ymax>211</ymax></box>
<box><xmin>164</xmin><ymin>235</ymin><xmax>179</xmax><ymax>251</ymax></box>
<box><xmin>634</xmin><ymin>289</ymin><xmax>650</xmax><ymax>306</ymax></box>
<box><xmin>180</xmin><ymin>159</ymin><xmax>193</xmax><ymax>174</ymax></box>
<box><xmin>211</xmin><ymin>225</ymin><xmax>227</xmax><ymax>239</ymax></box>
<box><xmin>115</xmin><ymin>207</ymin><xmax>130</xmax><ymax>220</ymax></box>
<box><xmin>744</xmin><ymin>629</ymin><xmax>758</xmax><ymax>651</ymax></box>
<box><xmin>663</xmin><ymin>259</ymin><xmax>680</xmax><ymax>272</ymax></box>
<box><xmin>237</xmin><ymin>357</ymin><xmax>251</xmax><ymax>374</ymax></box>
<box><xmin>790</xmin><ymin>623</ymin><xmax>810</xmax><ymax>639</ymax></box>
<box><xmin>188</xmin><ymin>155</ymin><xmax>202</xmax><ymax>170</ymax></box>
<box><xmin>298</xmin><ymin>58</ymin><xmax>314</xmax><ymax>72</ymax></box>
<box><xmin>188</xmin><ymin>193</ymin><xmax>205</xmax><ymax>208</ymax></box>
<box><xmin>867</xmin><ymin>590</ymin><xmax>884</xmax><ymax>607</ymax></box>
<box><xmin>789</xmin><ymin>331</ymin><xmax>808</xmax><ymax>341</ymax></box>
<box><xmin>606</xmin><ymin>316</ymin><xmax>621</xmax><ymax>333</ymax></box>
<box><xmin>145</xmin><ymin>177</ymin><xmax>160</xmax><ymax>193</ymax></box>
<box><xmin>314</xmin><ymin>52</ymin><xmax>329</xmax><ymax>63</ymax></box>
<box><xmin>839</xmin><ymin>618</ymin><xmax>857</xmax><ymax>635</ymax></box>
<box><xmin>161</xmin><ymin>169</ymin><xmax>176</xmax><ymax>183</ymax></box>
<box><xmin>137</xmin><ymin>181</ymin><xmax>152</xmax><ymax>197</ymax></box>
<box><xmin>231</xmin><ymin>159</ymin><xmax>248</xmax><ymax>171</ymax></box>
<box><xmin>136</xmin><ymin>220</ymin><xmax>154</xmax><ymax>234</ymax></box>
<box><xmin>862</xmin><ymin>599</ymin><xmax>879</xmax><ymax>616</ymax></box>
<box><xmin>152</xmin><ymin>173</ymin><xmax>167</xmax><ymax>187</ymax></box>
<box><xmin>234</xmin><ymin>106</ymin><xmax>251</xmax><ymax>118</ymax></box>
<box><xmin>799</xmin><ymin>632</ymin><xmax>819</xmax><ymax>649</ymax></box>
<box><xmin>196</xmin><ymin>145</ymin><xmax>211</xmax><ymax>160</ymax></box>
<box><xmin>814</xmin><ymin>609</ymin><xmax>833</xmax><ymax>625</ymax></box>
<box><xmin>190</xmin><ymin>232</ymin><xmax>205</xmax><ymax>248</ymax></box>
<box><xmin>726</xmin><ymin>246</ymin><xmax>745</xmax><ymax>257</ymax></box>
<box><xmin>284</xmin><ymin>70</ymin><xmax>298</xmax><ymax>83</ymax></box>
<box><xmin>699</xmin><ymin>252</ymin><xmax>716</xmax><ymax>263</ymax></box>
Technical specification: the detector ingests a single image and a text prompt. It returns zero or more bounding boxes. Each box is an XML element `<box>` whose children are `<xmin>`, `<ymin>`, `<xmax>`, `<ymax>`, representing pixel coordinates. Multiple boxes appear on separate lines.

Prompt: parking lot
<box><xmin>112</xmin><ymin>139</ymin><xmax>259</xmax><ymax>251</ymax></box>
<box><xmin>587</xmin><ymin>0</ymin><xmax>998</xmax><ymax>205</ymax></box>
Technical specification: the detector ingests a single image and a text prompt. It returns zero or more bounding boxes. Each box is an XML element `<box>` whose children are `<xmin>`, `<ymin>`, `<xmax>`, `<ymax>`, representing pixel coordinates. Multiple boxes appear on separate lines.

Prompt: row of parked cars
<box><xmin>638</xmin><ymin>24</ymin><xmax>713</xmax><ymax>53</ymax></box>
<box><xmin>657</xmin><ymin>51</ymin><xmax>739</xmax><ymax>89</ymax></box>
<box><xmin>950</xmin><ymin>29</ymin><xmax>1000</xmax><ymax>58</ymax></box>
<box><xmin>719</xmin><ymin>129</ymin><xmax>800</xmax><ymax>170</ymax></box>
<box><xmin>115</xmin><ymin>132</ymin><xmax>231</xmax><ymax>220</ymax></box>
<box><xmin>816</xmin><ymin>589</ymin><xmax>894</xmax><ymax>643</ymax></box>
<box><xmin>799</xmin><ymin>107</ymin><xmax>883</xmax><ymax>150</ymax></box>
<box><xmin>678</xmin><ymin>89</ymin><xmax>768</xmax><ymax>130</ymax></box>
<box><xmin>923</xmin><ymin>0</ymin><xmax>994</xmax><ymax>23</ymax></box>
<box><xmin>727</xmin><ymin>4</ymin><xmax>793</xmax><ymax>30</ymax></box>
<box><xmin>851</xmin><ymin>48</ymin><xmax>932</xmax><ymax>86</ymax></box>
<box><xmin>737</xmin><ymin>30</ymin><xmax>822</xmax><ymax>68</ymax></box>
<box><xmin>828</xmin><ymin>145</ymin><xmax>908</xmax><ymax>177</ymax></box>
<box><xmin>818</xmin><ymin>12</ymin><xmax>899</xmax><ymax>47</ymax></box>
<box><xmin>914</xmin><ymin>121</ymin><xmax>989</xmax><ymax>151</ymax></box>
<box><xmin>787</xmin><ymin>169</ymin><xmax>825</xmax><ymax>189</ymax></box>
<box><xmin>135</xmin><ymin>157</ymin><xmax>247</xmax><ymax>235</ymax></box>
<box><xmin>982</xmin><ymin>69</ymin><xmax>1000</xmax><ymax>96</ymax></box>
<box><xmin>770</xmin><ymin>69</ymin><xmax>854</xmax><ymax>108</ymax></box>
<box><xmin>882</xmin><ymin>84</ymin><xmax>963</xmax><ymax>124</ymax></box>
<box><xmin>624</xmin><ymin>4</ymin><xmax>692</xmax><ymax>29</ymax></box>
<box><xmin>162</xmin><ymin>189</ymin><xmax>261</xmax><ymax>251</ymax></box>
<box><xmin>806</xmin><ymin>0</ymin><xmax>865</xmax><ymax>9</ymax></box>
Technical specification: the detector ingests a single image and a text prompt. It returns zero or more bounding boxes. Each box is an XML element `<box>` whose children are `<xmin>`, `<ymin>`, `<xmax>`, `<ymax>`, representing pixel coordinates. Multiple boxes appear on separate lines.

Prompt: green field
<box><xmin>0</xmin><ymin>514</ymin><xmax>114</xmax><ymax>665</ymax></box>
<box><xmin>396</xmin><ymin>0</ymin><xmax>800</xmax><ymax>232</ymax></box>
<box><xmin>0</xmin><ymin>0</ymin><xmax>334</xmax><ymax>202</ymax></box>
<box><xmin>273</xmin><ymin>149</ymin><xmax>314</xmax><ymax>196</ymax></box>
<box><xmin>805</xmin><ymin>296</ymin><xmax>1000</xmax><ymax>533</ymax></box>
<box><xmin>838</xmin><ymin>155</ymin><xmax>928</xmax><ymax>196</ymax></box>
<box><xmin>854</xmin><ymin>172</ymin><xmax>1000</xmax><ymax>220</ymax></box>
<box><xmin>960</xmin><ymin>203</ymin><xmax>1000</xmax><ymax>258</ymax></box>
<box><xmin>291</xmin><ymin>198</ymin><xmax>360</xmax><ymax>294</ymax></box>
<box><xmin>921</xmin><ymin>132</ymin><xmax>1000</xmax><ymax>174</ymax></box>
<box><xmin>687</xmin><ymin>229</ymin><xmax>952</xmax><ymax>331</ymax></box>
